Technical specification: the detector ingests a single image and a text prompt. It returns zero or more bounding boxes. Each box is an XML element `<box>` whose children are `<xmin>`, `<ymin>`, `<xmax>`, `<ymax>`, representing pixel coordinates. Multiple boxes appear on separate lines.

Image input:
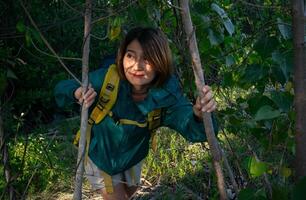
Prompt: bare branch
<box><xmin>166</xmin><ymin>0</ymin><xmax>183</xmax><ymax>11</ymax></box>
<box><xmin>179</xmin><ymin>0</ymin><xmax>227</xmax><ymax>199</ymax></box>
<box><xmin>91</xmin><ymin>0</ymin><xmax>137</xmax><ymax>25</ymax></box>
<box><xmin>90</xmin><ymin>33</ymin><xmax>108</xmax><ymax>41</ymax></box>
<box><xmin>62</xmin><ymin>0</ymin><xmax>83</xmax><ymax>15</ymax></box>
<box><xmin>73</xmin><ymin>0</ymin><xmax>92</xmax><ymax>198</ymax></box>
<box><xmin>30</xmin><ymin>39</ymin><xmax>82</xmax><ymax>61</ymax></box>
<box><xmin>20</xmin><ymin>0</ymin><xmax>81</xmax><ymax>85</ymax></box>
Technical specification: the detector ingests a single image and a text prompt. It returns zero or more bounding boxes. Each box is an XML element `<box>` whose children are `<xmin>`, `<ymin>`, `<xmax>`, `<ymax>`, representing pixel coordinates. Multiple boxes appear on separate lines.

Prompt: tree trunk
<box><xmin>292</xmin><ymin>0</ymin><xmax>306</xmax><ymax>180</ymax></box>
<box><xmin>179</xmin><ymin>0</ymin><xmax>227</xmax><ymax>199</ymax></box>
<box><xmin>0</xmin><ymin>108</ymin><xmax>15</xmax><ymax>200</ymax></box>
<box><xmin>73</xmin><ymin>0</ymin><xmax>92</xmax><ymax>199</ymax></box>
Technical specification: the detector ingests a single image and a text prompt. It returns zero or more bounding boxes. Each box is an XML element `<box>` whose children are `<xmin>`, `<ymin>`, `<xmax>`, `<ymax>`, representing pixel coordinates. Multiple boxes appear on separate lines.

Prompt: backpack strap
<box><xmin>73</xmin><ymin>64</ymin><xmax>119</xmax><ymax>146</ymax></box>
<box><xmin>147</xmin><ymin>108</ymin><xmax>161</xmax><ymax>152</ymax></box>
<box><xmin>89</xmin><ymin>64</ymin><xmax>120</xmax><ymax>124</ymax></box>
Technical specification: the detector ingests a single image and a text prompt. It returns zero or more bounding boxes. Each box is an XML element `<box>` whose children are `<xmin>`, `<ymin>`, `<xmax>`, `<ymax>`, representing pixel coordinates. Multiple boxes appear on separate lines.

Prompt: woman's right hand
<box><xmin>74</xmin><ymin>84</ymin><xmax>97</xmax><ymax>108</ymax></box>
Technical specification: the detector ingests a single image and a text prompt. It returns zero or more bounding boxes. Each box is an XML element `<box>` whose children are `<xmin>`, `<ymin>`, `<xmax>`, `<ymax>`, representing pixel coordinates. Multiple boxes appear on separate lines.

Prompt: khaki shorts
<box><xmin>85</xmin><ymin>158</ymin><xmax>143</xmax><ymax>191</ymax></box>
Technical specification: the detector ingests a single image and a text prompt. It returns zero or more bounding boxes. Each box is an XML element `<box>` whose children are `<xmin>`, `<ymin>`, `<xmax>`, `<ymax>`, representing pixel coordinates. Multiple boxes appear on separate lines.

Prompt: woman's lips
<box><xmin>130</xmin><ymin>72</ymin><xmax>145</xmax><ymax>78</ymax></box>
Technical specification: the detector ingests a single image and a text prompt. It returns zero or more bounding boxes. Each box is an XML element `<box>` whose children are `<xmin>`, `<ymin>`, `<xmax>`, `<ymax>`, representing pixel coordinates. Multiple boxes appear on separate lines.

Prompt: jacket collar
<box><xmin>134</xmin><ymin>75</ymin><xmax>181</xmax><ymax>115</ymax></box>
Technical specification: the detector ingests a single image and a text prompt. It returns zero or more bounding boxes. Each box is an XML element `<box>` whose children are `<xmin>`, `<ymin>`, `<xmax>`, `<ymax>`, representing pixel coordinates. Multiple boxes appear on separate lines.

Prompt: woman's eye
<box><xmin>126</xmin><ymin>53</ymin><xmax>134</xmax><ymax>59</ymax></box>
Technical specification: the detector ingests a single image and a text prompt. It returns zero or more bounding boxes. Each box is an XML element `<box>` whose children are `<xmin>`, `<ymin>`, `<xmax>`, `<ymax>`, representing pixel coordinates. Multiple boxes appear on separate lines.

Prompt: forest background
<box><xmin>1</xmin><ymin>0</ymin><xmax>305</xmax><ymax>199</ymax></box>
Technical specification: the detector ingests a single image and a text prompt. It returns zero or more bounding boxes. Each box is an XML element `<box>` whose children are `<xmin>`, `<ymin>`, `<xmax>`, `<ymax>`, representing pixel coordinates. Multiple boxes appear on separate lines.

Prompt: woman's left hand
<box><xmin>193</xmin><ymin>85</ymin><xmax>217</xmax><ymax>119</ymax></box>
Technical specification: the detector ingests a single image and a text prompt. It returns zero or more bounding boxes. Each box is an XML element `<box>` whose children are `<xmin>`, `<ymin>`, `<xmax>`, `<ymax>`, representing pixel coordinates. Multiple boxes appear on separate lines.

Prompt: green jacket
<box><xmin>54</xmin><ymin>66</ymin><xmax>209</xmax><ymax>175</ymax></box>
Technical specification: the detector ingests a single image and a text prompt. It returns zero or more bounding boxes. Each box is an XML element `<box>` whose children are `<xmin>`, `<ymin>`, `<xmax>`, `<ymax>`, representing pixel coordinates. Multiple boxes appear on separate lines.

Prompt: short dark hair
<box><xmin>116</xmin><ymin>27</ymin><xmax>173</xmax><ymax>87</ymax></box>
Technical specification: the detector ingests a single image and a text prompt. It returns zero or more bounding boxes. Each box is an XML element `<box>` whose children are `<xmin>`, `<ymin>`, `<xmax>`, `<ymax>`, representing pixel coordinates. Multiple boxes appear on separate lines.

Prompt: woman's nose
<box><xmin>134</xmin><ymin>59</ymin><xmax>145</xmax><ymax>70</ymax></box>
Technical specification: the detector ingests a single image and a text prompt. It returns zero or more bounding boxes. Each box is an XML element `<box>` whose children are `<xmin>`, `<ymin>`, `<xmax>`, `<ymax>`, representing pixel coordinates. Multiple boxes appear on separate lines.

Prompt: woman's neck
<box><xmin>131</xmin><ymin>85</ymin><xmax>149</xmax><ymax>102</ymax></box>
<box><xmin>132</xmin><ymin>85</ymin><xmax>149</xmax><ymax>94</ymax></box>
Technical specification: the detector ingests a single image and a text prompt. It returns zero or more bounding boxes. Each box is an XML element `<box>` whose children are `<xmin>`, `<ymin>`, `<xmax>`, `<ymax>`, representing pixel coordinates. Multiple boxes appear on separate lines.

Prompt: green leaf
<box><xmin>201</xmin><ymin>15</ymin><xmax>211</xmax><ymax>28</ymax></box>
<box><xmin>254</xmin><ymin>105</ymin><xmax>281</xmax><ymax>121</ymax></box>
<box><xmin>280</xmin><ymin>167</ymin><xmax>292</xmax><ymax>178</ymax></box>
<box><xmin>225</xmin><ymin>55</ymin><xmax>235</xmax><ymax>67</ymax></box>
<box><xmin>7</xmin><ymin>68</ymin><xmax>18</xmax><ymax>79</ymax></box>
<box><xmin>16</xmin><ymin>21</ymin><xmax>25</xmax><ymax>33</ymax></box>
<box><xmin>208</xmin><ymin>29</ymin><xmax>222</xmax><ymax>46</ymax></box>
<box><xmin>248</xmin><ymin>156</ymin><xmax>268</xmax><ymax>178</ymax></box>
<box><xmin>222</xmin><ymin>72</ymin><xmax>234</xmax><ymax>87</ymax></box>
<box><xmin>277</xmin><ymin>18</ymin><xmax>291</xmax><ymax>40</ymax></box>
<box><xmin>211</xmin><ymin>3</ymin><xmax>234</xmax><ymax>35</ymax></box>
<box><xmin>241</xmin><ymin>64</ymin><xmax>266</xmax><ymax>84</ymax></box>
<box><xmin>292</xmin><ymin>176</ymin><xmax>306</xmax><ymax>200</ymax></box>
<box><xmin>108</xmin><ymin>17</ymin><xmax>122</xmax><ymax>41</ymax></box>
<box><xmin>248</xmin><ymin>95</ymin><xmax>275</xmax><ymax>115</ymax></box>
<box><xmin>254</xmin><ymin>36</ymin><xmax>279</xmax><ymax>59</ymax></box>
<box><xmin>30</xmin><ymin>29</ymin><xmax>43</xmax><ymax>44</ymax></box>
<box><xmin>271</xmin><ymin>51</ymin><xmax>293</xmax><ymax>82</ymax></box>
<box><xmin>25</xmin><ymin>29</ymin><xmax>32</xmax><ymax>47</ymax></box>
<box><xmin>269</xmin><ymin>91</ymin><xmax>293</xmax><ymax>112</ymax></box>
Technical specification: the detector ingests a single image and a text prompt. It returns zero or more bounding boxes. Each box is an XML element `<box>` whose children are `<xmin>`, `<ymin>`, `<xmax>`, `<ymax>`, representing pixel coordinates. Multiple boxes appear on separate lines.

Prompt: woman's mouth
<box><xmin>130</xmin><ymin>72</ymin><xmax>145</xmax><ymax>78</ymax></box>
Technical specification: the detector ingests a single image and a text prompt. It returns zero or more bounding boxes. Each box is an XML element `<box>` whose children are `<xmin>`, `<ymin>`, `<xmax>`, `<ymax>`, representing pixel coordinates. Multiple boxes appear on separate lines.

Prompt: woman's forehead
<box><xmin>126</xmin><ymin>39</ymin><xmax>143</xmax><ymax>55</ymax></box>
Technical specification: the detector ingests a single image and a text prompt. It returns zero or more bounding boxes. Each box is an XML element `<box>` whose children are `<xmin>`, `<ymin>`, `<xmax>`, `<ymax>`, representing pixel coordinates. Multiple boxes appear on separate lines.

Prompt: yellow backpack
<box><xmin>73</xmin><ymin>64</ymin><xmax>161</xmax><ymax>193</ymax></box>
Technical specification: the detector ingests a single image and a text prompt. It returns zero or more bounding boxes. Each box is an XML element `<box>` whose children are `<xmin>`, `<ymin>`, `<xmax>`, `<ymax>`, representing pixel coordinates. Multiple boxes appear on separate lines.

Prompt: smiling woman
<box><xmin>54</xmin><ymin>27</ymin><xmax>217</xmax><ymax>200</ymax></box>
<box><xmin>123</xmin><ymin>39</ymin><xmax>156</xmax><ymax>94</ymax></box>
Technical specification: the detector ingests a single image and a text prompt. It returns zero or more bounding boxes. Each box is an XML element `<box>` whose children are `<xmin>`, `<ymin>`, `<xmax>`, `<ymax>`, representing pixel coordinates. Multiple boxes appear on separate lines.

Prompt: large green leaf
<box><xmin>248</xmin><ymin>156</ymin><xmax>268</xmax><ymax>178</ymax></box>
<box><xmin>225</xmin><ymin>55</ymin><xmax>235</xmax><ymax>67</ymax></box>
<box><xmin>241</xmin><ymin>64</ymin><xmax>267</xmax><ymax>85</ymax></box>
<box><xmin>277</xmin><ymin>18</ymin><xmax>291</xmax><ymax>40</ymax></box>
<box><xmin>16</xmin><ymin>21</ymin><xmax>25</xmax><ymax>33</ymax></box>
<box><xmin>254</xmin><ymin>105</ymin><xmax>281</xmax><ymax>121</ymax></box>
<box><xmin>247</xmin><ymin>95</ymin><xmax>275</xmax><ymax>115</ymax></box>
<box><xmin>254</xmin><ymin>36</ymin><xmax>279</xmax><ymax>59</ymax></box>
<box><xmin>208</xmin><ymin>29</ymin><xmax>222</xmax><ymax>46</ymax></box>
<box><xmin>211</xmin><ymin>3</ymin><xmax>235</xmax><ymax>35</ymax></box>
<box><xmin>7</xmin><ymin>68</ymin><xmax>18</xmax><ymax>79</ymax></box>
<box><xmin>108</xmin><ymin>17</ymin><xmax>122</xmax><ymax>41</ymax></box>
<box><xmin>272</xmin><ymin>51</ymin><xmax>293</xmax><ymax>82</ymax></box>
<box><xmin>269</xmin><ymin>91</ymin><xmax>293</xmax><ymax>112</ymax></box>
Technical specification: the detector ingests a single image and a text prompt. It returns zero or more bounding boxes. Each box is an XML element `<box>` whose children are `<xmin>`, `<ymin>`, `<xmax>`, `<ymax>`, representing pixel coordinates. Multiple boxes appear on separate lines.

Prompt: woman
<box><xmin>55</xmin><ymin>27</ymin><xmax>217</xmax><ymax>200</ymax></box>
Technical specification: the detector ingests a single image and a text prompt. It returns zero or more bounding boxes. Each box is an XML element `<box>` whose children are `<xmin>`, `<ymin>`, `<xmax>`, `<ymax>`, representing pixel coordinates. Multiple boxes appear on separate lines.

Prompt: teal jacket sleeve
<box><xmin>54</xmin><ymin>67</ymin><xmax>107</xmax><ymax>108</ymax></box>
<box><xmin>162</xmin><ymin>93</ymin><xmax>209</xmax><ymax>142</ymax></box>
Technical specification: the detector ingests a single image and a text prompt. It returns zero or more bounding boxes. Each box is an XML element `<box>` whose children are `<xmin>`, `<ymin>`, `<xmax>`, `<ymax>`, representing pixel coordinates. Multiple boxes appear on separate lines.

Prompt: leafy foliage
<box><xmin>0</xmin><ymin>0</ymin><xmax>303</xmax><ymax>199</ymax></box>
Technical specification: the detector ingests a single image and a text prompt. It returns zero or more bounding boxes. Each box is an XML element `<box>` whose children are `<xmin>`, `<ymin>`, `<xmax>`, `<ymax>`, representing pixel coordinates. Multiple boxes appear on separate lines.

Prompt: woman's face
<box><xmin>123</xmin><ymin>39</ymin><xmax>156</xmax><ymax>91</ymax></box>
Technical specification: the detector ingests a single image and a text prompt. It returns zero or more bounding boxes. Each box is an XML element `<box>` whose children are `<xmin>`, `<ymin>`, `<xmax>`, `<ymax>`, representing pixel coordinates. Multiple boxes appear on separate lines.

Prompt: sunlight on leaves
<box><xmin>254</xmin><ymin>105</ymin><xmax>281</xmax><ymax>121</ymax></box>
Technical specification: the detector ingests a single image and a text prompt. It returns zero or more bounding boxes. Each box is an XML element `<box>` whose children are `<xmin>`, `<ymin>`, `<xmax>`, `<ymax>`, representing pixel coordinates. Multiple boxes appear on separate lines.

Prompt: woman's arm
<box><xmin>162</xmin><ymin>85</ymin><xmax>217</xmax><ymax>142</ymax></box>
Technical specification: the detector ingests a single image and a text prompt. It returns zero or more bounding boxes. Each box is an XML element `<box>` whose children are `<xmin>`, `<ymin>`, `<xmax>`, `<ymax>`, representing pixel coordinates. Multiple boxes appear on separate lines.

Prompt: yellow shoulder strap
<box><xmin>73</xmin><ymin>64</ymin><xmax>120</xmax><ymax>146</ymax></box>
<box><xmin>89</xmin><ymin>64</ymin><xmax>120</xmax><ymax>124</ymax></box>
<box><xmin>148</xmin><ymin>108</ymin><xmax>161</xmax><ymax>131</ymax></box>
<box><xmin>147</xmin><ymin>108</ymin><xmax>161</xmax><ymax>152</ymax></box>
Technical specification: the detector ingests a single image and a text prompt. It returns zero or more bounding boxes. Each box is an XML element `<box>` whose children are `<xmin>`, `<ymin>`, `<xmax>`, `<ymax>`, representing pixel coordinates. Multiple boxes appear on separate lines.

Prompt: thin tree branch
<box><xmin>166</xmin><ymin>0</ymin><xmax>183</xmax><ymax>11</ymax></box>
<box><xmin>90</xmin><ymin>33</ymin><xmax>108</xmax><ymax>41</ymax></box>
<box><xmin>73</xmin><ymin>0</ymin><xmax>92</xmax><ymax>198</ymax></box>
<box><xmin>62</xmin><ymin>0</ymin><xmax>83</xmax><ymax>15</ymax></box>
<box><xmin>91</xmin><ymin>0</ymin><xmax>137</xmax><ymax>25</ymax></box>
<box><xmin>222</xmin><ymin>150</ymin><xmax>239</xmax><ymax>195</ymax></box>
<box><xmin>179</xmin><ymin>0</ymin><xmax>227</xmax><ymax>199</ymax></box>
<box><xmin>30</xmin><ymin>39</ymin><xmax>82</xmax><ymax>61</ymax></box>
<box><xmin>20</xmin><ymin>0</ymin><xmax>81</xmax><ymax>85</ymax></box>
